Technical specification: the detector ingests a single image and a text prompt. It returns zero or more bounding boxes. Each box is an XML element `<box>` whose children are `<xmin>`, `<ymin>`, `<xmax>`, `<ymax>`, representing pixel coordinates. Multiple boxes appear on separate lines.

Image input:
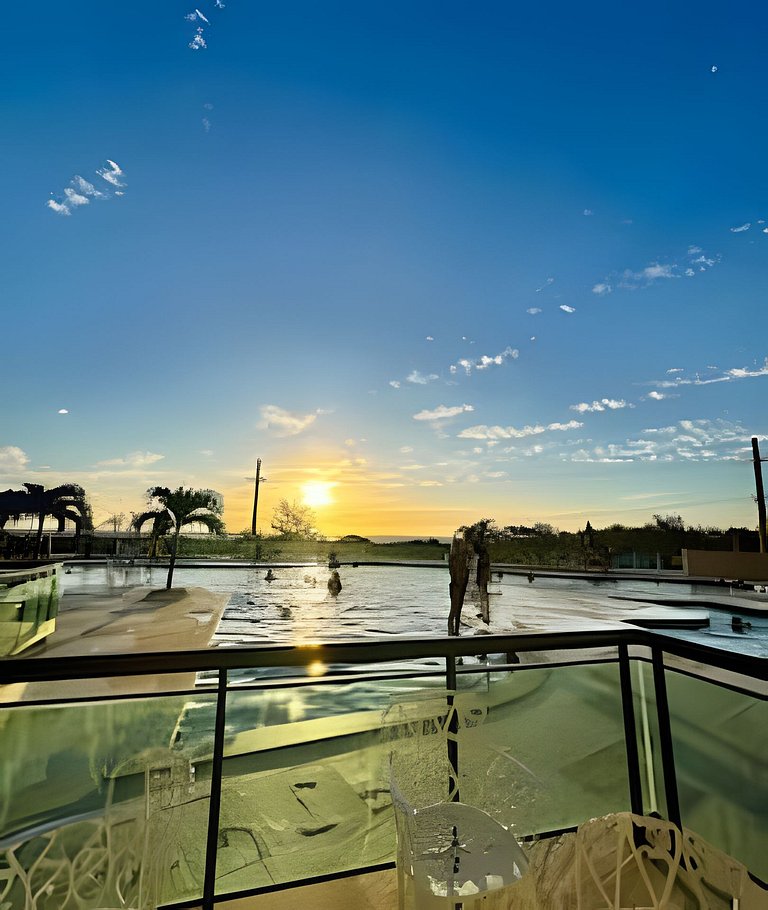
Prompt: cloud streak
<box><xmin>458</xmin><ymin>419</ymin><xmax>582</xmax><ymax>440</ymax></box>
<box><xmin>569</xmin><ymin>418</ymin><xmax>763</xmax><ymax>464</ymax></box>
<box><xmin>258</xmin><ymin>405</ymin><xmax>320</xmax><ymax>436</ymax></box>
<box><xmin>648</xmin><ymin>357</ymin><xmax>768</xmax><ymax>389</ymax></box>
<box><xmin>47</xmin><ymin>160</ymin><xmax>126</xmax><ymax>216</ymax></box>
<box><xmin>570</xmin><ymin>398</ymin><xmax>632</xmax><ymax>413</ymax></box>
<box><xmin>413</xmin><ymin>404</ymin><xmax>474</xmax><ymax>421</ymax></box>
<box><xmin>96</xmin><ymin>451</ymin><xmax>165</xmax><ymax>468</ymax></box>
<box><xmin>449</xmin><ymin>345</ymin><xmax>518</xmax><ymax>376</ymax></box>
<box><xmin>407</xmin><ymin>370</ymin><xmax>439</xmax><ymax>385</ymax></box>
<box><xmin>592</xmin><ymin>244</ymin><xmax>720</xmax><ymax>295</ymax></box>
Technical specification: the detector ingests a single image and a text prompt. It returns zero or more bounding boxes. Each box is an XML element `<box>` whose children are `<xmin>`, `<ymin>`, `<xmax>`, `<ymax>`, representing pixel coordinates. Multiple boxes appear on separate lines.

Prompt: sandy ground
<box><xmin>2</xmin><ymin>585</ymin><xmax>228</xmax><ymax>702</ymax></box>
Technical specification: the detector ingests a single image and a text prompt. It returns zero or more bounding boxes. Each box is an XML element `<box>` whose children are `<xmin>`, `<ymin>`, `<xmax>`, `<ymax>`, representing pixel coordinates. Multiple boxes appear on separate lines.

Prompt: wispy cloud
<box><xmin>0</xmin><ymin>446</ymin><xmax>30</xmax><ymax>474</ymax></box>
<box><xmin>63</xmin><ymin>187</ymin><xmax>89</xmax><ymax>207</ymax></box>
<box><xmin>71</xmin><ymin>176</ymin><xmax>105</xmax><ymax>198</ymax></box>
<box><xmin>570</xmin><ymin>398</ymin><xmax>632</xmax><ymax>413</ymax></box>
<box><xmin>413</xmin><ymin>404</ymin><xmax>474</xmax><ymax>422</ymax></box>
<box><xmin>97</xmin><ymin>160</ymin><xmax>125</xmax><ymax>187</ymax></box>
<box><xmin>560</xmin><ymin>304</ymin><xmax>576</xmax><ymax>314</ymax></box>
<box><xmin>535</xmin><ymin>277</ymin><xmax>554</xmax><ymax>292</ymax></box>
<box><xmin>189</xmin><ymin>27</ymin><xmax>207</xmax><ymax>50</ymax></box>
<box><xmin>526</xmin><ymin>307</ymin><xmax>542</xmax><ymax>315</ymax></box>
<box><xmin>570</xmin><ymin>418</ymin><xmax>762</xmax><ymax>464</ymax></box>
<box><xmin>730</xmin><ymin>223</ymin><xmax>751</xmax><ymax>233</ymax></box>
<box><xmin>258</xmin><ymin>405</ymin><xmax>319</xmax><ymax>436</ymax></box>
<box><xmin>389</xmin><ymin>380</ymin><xmax>401</xmax><ymax>389</ymax></box>
<box><xmin>648</xmin><ymin>357</ymin><xmax>768</xmax><ymax>389</ymax></box>
<box><xmin>407</xmin><ymin>370</ymin><xmax>439</xmax><ymax>385</ymax></box>
<box><xmin>47</xmin><ymin>160</ymin><xmax>126</xmax><ymax>216</ymax></box>
<box><xmin>593</xmin><ymin>245</ymin><xmax>719</xmax><ymax>294</ymax></box>
<box><xmin>185</xmin><ymin>8</ymin><xmax>210</xmax><ymax>23</ymax></box>
<box><xmin>458</xmin><ymin>419</ymin><xmax>582</xmax><ymax>440</ymax></box>
<box><xmin>449</xmin><ymin>345</ymin><xmax>518</xmax><ymax>376</ymax></box>
<box><xmin>96</xmin><ymin>451</ymin><xmax>165</xmax><ymax>468</ymax></box>
<box><xmin>185</xmin><ymin>1</ymin><xmax>226</xmax><ymax>50</ymax></box>
<box><xmin>46</xmin><ymin>200</ymin><xmax>71</xmax><ymax>216</ymax></box>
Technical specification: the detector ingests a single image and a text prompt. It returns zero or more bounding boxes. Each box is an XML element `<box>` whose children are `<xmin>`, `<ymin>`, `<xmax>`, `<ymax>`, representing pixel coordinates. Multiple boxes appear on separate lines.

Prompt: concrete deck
<box><xmin>2</xmin><ymin>584</ymin><xmax>228</xmax><ymax>702</ymax></box>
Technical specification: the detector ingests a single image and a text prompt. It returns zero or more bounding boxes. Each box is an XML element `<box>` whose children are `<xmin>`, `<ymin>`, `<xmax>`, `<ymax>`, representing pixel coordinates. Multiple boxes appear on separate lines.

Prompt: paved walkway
<box><xmin>5</xmin><ymin>585</ymin><xmax>228</xmax><ymax>701</ymax></box>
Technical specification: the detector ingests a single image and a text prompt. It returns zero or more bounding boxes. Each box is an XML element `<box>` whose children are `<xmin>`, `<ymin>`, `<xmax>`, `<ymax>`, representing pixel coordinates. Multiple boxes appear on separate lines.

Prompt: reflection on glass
<box><xmin>215</xmin><ymin>676</ymin><xmax>416</xmax><ymax>895</ymax></box>
<box><xmin>0</xmin><ymin>691</ymin><xmax>216</xmax><ymax>909</ymax></box>
<box><xmin>665</xmin><ymin>669</ymin><xmax>768</xmax><ymax>881</ymax></box>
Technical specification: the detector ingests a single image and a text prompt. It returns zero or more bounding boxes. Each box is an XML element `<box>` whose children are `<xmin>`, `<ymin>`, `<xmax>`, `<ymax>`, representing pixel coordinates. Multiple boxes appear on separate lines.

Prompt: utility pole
<box><xmin>250</xmin><ymin>458</ymin><xmax>263</xmax><ymax>536</ymax></box>
<box><xmin>752</xmin><ymin>437</ymin><xmax>767</xmax><ymax>553</ymax></box>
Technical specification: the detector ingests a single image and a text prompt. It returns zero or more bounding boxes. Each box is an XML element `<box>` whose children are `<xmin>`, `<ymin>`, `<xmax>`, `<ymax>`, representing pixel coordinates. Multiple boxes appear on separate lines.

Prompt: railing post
<box><xmin>202</xmin><ymin>668</ymin><xmax>228</xmax><ymax>910</ymax></box>
<box><xmin>651</xmin><ymin>646</ymin><xmax>682</xmax><ymax>830</ymax></box>
<box><xmin>445</xmin><ymin>655</ymin><xmax>460</xmax><ymax>802</ymax></box>
<box><xmin>618</xmin><ymin>644</ymin><xmax>643</xmax><ymax>815</ymax></box>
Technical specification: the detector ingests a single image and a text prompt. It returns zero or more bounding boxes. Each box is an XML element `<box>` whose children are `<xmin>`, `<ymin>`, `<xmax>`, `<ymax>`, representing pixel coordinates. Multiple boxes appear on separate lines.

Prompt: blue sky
<box><xmin>2</xmin><ymin>1</ymin><xmax>768</xmax><ymax>535</ymax></box>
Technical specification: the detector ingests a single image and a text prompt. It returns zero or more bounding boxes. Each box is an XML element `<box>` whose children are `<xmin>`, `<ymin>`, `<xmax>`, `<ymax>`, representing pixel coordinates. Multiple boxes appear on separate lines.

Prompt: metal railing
<box><xmin>0</xmin><ymin>626</ymin><xmax>765</xmax><ymax>909</ymax></box>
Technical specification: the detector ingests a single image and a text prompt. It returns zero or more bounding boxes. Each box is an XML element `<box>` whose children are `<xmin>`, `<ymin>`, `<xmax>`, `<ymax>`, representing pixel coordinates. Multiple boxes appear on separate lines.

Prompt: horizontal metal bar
<box><xmin>0</xmin><ymin>626</ymin><xmax>763</xmax><ymax>686</ymax></box>
<box><xmin>0</xmin><ymin>629</ymin><xmax>637</xmax><ymax>683</ymax></box>
<box><xmin>157</xmin><ymin>861</ymin><xmax>398</xmax><ymax>909</ymax></box>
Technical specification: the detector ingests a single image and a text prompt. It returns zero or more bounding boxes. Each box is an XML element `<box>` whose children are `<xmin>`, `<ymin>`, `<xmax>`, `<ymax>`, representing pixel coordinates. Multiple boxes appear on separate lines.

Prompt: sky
<box><xmin>2</xmin><ymin>1</ymin><xmax>768</xmax><ymax>537</ymax></box>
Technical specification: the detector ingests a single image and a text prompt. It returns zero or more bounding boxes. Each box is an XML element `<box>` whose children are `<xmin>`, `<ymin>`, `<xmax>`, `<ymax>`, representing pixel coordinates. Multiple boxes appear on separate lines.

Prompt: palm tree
<box><xmin>0</xmin><ymin>483</ymin><xmax>93</xmax><ymax>558</ymax></box>
<box><xmin>131</xmin><ymin>487</ymin><xmax>225</xmax><ymax>589</ymax></box>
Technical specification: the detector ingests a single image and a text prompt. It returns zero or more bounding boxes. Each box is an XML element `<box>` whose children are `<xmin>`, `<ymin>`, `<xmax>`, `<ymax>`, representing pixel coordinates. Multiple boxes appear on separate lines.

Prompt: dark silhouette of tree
<box><xmin>132</xmin><ymin>487</ymin><xmax>225</xmax><ymax>589</ymax></box>
<box><xmin>653</xmin><ymin>513</ymin><xmax>686</xmax><ymax>532</ymax></box>
<box><xmin>270</xmin><ymin>499</ymin><xmax>318</xmax><ymax>539</ymax></box>
<box><xmin>0</xmin><ymin>483</ymin><xmax>92</xmax><ymax>558</ymax></box>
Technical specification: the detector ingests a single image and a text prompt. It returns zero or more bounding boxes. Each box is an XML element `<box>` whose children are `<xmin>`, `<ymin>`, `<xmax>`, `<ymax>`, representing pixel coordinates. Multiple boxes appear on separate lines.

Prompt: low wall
<box><xmin>682</xmin><ymin>549</ymin><xmax>768</xmax><ymax>581</ymax></box>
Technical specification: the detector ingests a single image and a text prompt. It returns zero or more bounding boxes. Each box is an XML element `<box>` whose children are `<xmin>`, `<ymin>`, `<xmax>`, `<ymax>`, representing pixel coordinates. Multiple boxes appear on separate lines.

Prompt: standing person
<box><xmin>448</xmin><ymin>532</ymin><xmax>471</xmax><ymax>635</ymax></box>
<box><xmin>328</xmin><ymin>570</ymin><xmax>342</xmax><ymax>595</ymax></box>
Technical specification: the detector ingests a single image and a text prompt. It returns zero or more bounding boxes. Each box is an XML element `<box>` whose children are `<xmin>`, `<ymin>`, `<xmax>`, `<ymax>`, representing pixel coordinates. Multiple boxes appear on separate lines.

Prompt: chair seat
<box><xmin>400</xmin><ymin>801</ymin><xmax>528</xmax><ymax>904</ymax></box>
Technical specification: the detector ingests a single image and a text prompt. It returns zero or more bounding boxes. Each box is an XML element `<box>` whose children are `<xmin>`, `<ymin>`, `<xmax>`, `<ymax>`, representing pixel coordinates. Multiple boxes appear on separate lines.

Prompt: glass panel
<box><xmin>214</xmin><ymin>672</ymin><xmax>430</xmax><ymax>896</ymax></box>
<box><xmin>0</xmin><ymin>688</ymin><xmax>217</xmax><ymax>909</ymax></box>
<box><xmin>665</xmin><ymin>668</ymin><xmax>768</xmax><ymax>881</ymax></box>
<box><xmin>0</xmin><ymin>568</ymin><xmax>59</xmax><ymax>657</ymax></box>
<box><xmin>453</xmin><ymin>661</ymin><xmax>632</xmax><ymax>836</ymax></box>
<box><xmin>210</xmin><ymin>657</ymin><xmax>630</xmax><ymax>902</ymax></box>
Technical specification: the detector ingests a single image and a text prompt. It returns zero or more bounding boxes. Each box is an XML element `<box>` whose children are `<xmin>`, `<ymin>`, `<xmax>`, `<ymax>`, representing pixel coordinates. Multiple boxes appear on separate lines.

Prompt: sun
<box><xmin>301</xmin><ymin>481</ymin><xmax>335</xmax><ymax>508</ymax></box>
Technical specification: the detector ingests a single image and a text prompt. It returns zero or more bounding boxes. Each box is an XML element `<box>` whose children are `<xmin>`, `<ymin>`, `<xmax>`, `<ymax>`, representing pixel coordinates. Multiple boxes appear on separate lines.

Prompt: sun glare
<box><xmin>301</xmin><ymin>481</ymin><xmax>335</xmax><ymax>508</ymax></box>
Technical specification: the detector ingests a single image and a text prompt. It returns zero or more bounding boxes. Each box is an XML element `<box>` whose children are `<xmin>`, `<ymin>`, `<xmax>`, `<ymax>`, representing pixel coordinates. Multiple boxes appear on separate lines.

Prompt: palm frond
<box><xmin>180</xmin><ymin>512</ymin><xmax>225</xmax><ymax>535</ymax></box>
<box><xmin>131</xmin><ymin>509</ymin><xmax>171</xmax><ymax>532</ymax></box>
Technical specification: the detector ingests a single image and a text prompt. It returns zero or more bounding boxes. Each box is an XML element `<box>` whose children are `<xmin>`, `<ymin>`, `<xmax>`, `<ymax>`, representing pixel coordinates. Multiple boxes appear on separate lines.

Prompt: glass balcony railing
<box><xmin>0</xmin><ymin>563</ymin><xmax>60</xmax><ymax>657</ymax></box>
<box><xmin>0</xmin><ymin>628</ymin><xmax>765</xmax><ymax>909</ymax></box>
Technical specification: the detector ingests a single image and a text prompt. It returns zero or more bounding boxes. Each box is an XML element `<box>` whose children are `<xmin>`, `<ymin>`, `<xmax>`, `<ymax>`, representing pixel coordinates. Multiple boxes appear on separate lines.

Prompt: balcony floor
<box><xmin>188</xmin><ymin>868</ymin><xmax>399</xmax><ymax>910</ymax></box>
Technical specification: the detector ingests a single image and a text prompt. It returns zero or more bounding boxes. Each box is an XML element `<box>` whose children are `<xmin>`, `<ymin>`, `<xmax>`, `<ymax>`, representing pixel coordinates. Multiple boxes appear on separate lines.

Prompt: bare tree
<box><xmin>270</xmin><ymin>499</ymin><xmax>318</xmax><ymax>539</ymax></box>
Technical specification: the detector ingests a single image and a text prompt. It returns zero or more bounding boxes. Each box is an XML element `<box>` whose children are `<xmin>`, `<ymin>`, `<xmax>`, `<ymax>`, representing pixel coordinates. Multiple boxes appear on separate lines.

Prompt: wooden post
<box><xmin>752</xmin><ymin>437</ymin><xmax>767</xmax><ymax>553</ymax></box>
<box><xmin>250</xmin><ymin>458</ymin><xmax>262</xmax><ymax>536</ymax></box>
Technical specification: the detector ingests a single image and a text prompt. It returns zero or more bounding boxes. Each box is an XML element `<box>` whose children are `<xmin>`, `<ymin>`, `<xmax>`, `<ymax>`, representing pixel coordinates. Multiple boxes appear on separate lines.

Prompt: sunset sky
<box><xmin>3</xmin><ymin>2</ymin><xmax>768</xmax><ymax>536</ymax></box>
